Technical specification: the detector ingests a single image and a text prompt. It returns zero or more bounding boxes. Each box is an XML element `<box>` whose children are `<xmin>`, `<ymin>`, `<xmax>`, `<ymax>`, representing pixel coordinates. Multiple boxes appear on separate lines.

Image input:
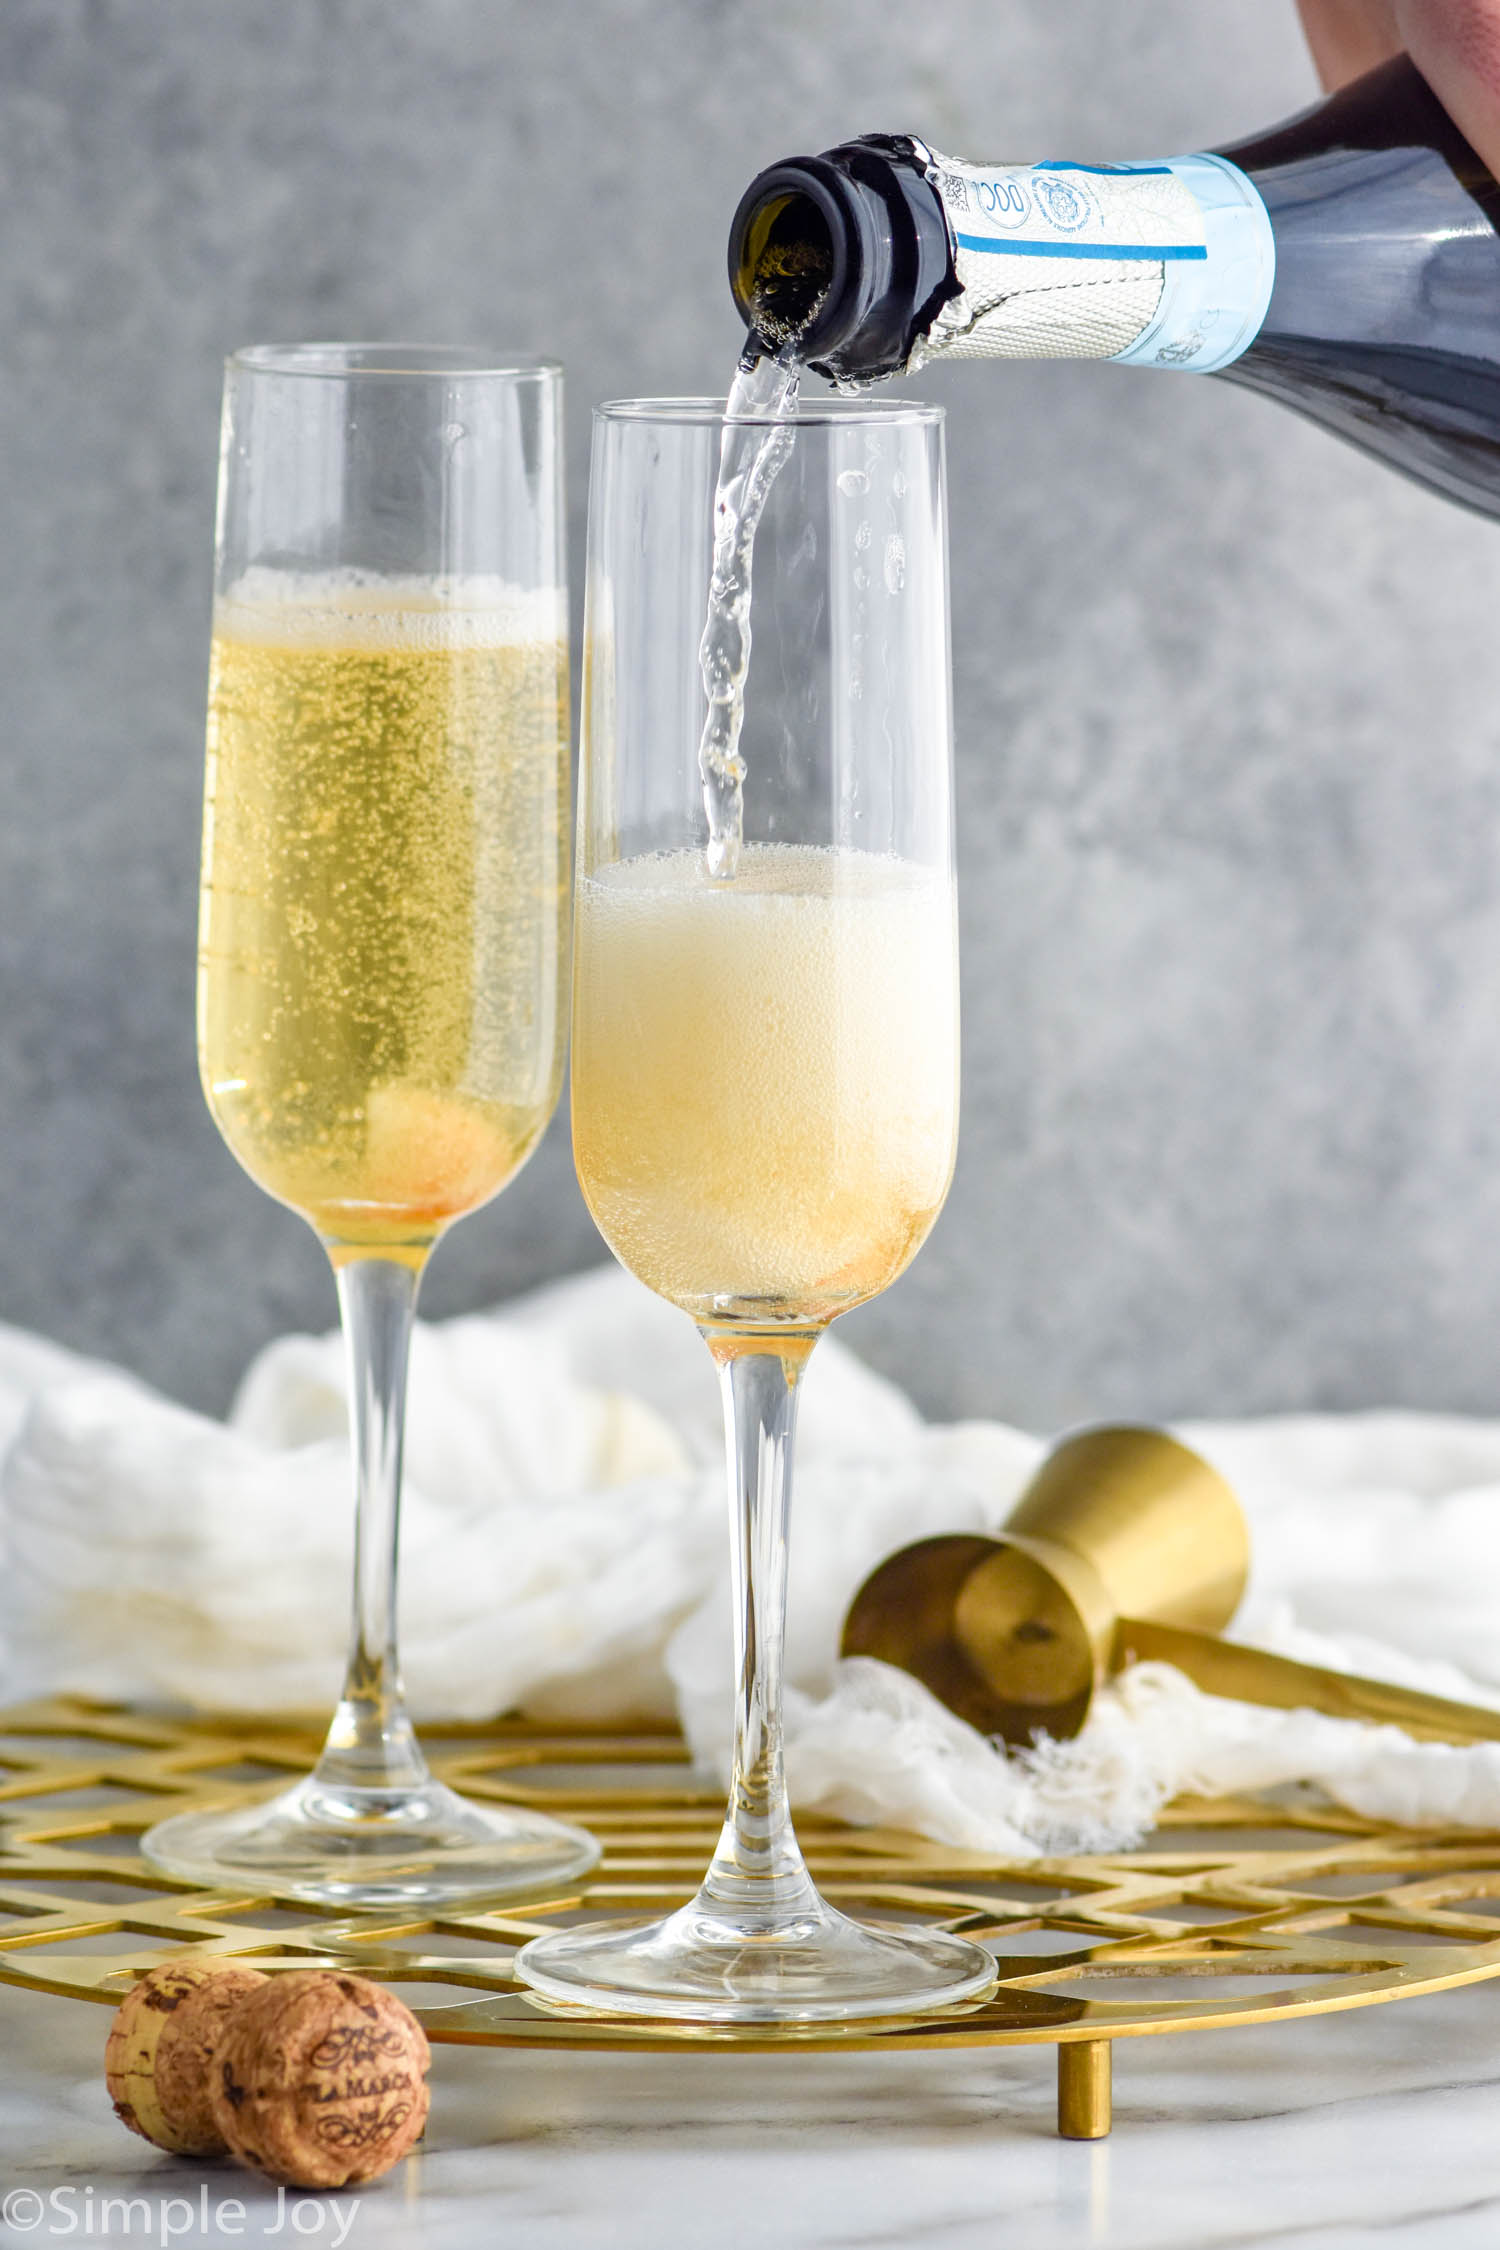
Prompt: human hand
<box><xmin>1296</xmin><ymin>1</ymin><xmax>1500</xmax><ymax>176</ymax></box>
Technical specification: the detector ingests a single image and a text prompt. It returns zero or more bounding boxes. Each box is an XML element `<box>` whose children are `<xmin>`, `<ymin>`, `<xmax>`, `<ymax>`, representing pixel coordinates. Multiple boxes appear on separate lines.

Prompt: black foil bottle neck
<box><xmin>728</xmin><ymin>139</ymin><xmax>959</xmax><ymax>381</ymax></box>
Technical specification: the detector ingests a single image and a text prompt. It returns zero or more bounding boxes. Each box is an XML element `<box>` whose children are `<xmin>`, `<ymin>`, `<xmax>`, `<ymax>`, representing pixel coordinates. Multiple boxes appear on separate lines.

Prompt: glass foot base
<box><xmin>143</xmin><ymin>1772</ymin><xmax>601</xmax><ymax>1912</ymax></box>
<box><xmin>515</xmin><ymin>1894</ymin><xmax>997</xmax><ymax>2024</ymax></box>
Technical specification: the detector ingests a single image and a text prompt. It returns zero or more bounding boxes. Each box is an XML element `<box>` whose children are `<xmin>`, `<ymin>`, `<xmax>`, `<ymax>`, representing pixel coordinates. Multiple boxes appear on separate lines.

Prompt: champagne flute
<box><xmin>144</xmin><ymin>345</ymin><xmax>600</xmax><ymax>1909</ymax></box>
<box><xmin>515</xmin><ymin>396</ymin><xmax>996</xmax><ymax>2020</ymax></box>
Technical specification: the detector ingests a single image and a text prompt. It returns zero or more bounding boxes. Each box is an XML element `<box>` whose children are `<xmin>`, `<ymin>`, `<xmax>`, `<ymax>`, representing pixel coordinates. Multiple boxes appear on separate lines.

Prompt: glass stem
<box><xmin>314</xmin><ymin>1254</ymin><xmax>429</xmax><ymax>1798</ymax></box>
<box><xmin>697</xmin><ymin>1335</ymin><xmax>823</xmax><ymax>1928</ymax></box>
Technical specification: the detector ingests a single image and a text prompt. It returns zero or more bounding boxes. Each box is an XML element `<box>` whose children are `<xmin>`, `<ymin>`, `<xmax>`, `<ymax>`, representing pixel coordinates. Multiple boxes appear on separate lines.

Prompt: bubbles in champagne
<box><xmin>739</xmin><ymin>196</ymin><xmax>835</xmax><ymax>355</ymax></box>
<box><xmin>200</xmin><ymin>572</ymin><xmax>569</xmax><ymax>1256</ymax></box>
<box><xmin>572</xmin><ymin>844</ymin><xmax>959</xmax><ymax>1326</ymax></box>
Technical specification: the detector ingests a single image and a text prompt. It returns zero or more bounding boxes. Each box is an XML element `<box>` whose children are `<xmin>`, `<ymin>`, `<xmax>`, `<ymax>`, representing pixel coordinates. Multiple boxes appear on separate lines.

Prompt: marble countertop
<box><xmin>3</xmin><ymin>1980</ymin><xmax>1500</xmax><ymax>2249</ymax></box>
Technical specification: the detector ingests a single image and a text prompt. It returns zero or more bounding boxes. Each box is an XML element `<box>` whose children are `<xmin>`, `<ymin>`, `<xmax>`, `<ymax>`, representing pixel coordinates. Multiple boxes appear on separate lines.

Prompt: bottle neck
<box><xmin>730</xmin><ymin>135</ymin><xmax>1274</xmax><ymax>382</ymax></box>
<box><xmin>913</xmin><ymin>148</ymin><xmax>1274</xmax><ymax>375</ymax></box>
<box><xmin>728</xmin><ymin>56</ymin><xmax>1496</xmax><ymax>385</ymax></box>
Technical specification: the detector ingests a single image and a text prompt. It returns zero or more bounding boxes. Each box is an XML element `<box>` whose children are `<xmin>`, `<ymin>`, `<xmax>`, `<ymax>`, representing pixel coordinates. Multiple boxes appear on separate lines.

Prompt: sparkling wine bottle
<box><xmin>727</xmin><ymin>56</ymin><xmax>1500</xmax><ymax>518</ymax></box>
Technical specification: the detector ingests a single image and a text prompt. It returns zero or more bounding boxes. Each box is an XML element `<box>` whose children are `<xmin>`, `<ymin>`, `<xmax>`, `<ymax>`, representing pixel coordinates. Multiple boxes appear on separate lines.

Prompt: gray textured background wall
<box><xmin>4</xmin><ymin>0</ymin><xmax>1500</xmax><ymax>1431</ymax></box>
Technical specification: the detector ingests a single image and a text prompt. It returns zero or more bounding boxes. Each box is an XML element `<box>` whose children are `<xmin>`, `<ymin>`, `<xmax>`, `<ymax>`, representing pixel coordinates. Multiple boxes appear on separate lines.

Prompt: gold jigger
<box><xmin>842</xmin><ymin>1424</ymin><xmax>1500</xmax><ymax>1749</ymax></box>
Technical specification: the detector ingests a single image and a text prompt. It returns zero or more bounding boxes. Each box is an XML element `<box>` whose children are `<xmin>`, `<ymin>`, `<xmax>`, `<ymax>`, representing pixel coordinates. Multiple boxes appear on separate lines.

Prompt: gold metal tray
<box><xmin>4</xmin><ymin>1696</ymin><xmax>1500</xmax><ymax>2139</ymax></box>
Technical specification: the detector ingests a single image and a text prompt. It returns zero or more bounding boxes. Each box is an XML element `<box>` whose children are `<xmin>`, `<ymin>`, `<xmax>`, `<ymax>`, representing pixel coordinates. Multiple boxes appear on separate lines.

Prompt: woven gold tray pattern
<box><xmin>4</xmin><ymin>1697</ymin><xmax>1500</xmax><ymax>2135</ymax></box>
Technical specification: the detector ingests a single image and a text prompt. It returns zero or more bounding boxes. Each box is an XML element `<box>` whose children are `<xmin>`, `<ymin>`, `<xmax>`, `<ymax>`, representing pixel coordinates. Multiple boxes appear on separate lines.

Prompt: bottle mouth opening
<box><xmin>728</xmin><ymin>165</ymin><xmax>855</xmax><ymax>360</ymax></box>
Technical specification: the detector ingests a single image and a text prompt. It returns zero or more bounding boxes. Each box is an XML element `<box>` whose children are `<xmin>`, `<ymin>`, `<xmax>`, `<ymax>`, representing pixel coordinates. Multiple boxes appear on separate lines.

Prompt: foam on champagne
<box><xmin>216</xmin><ymin>567</ymin><xmax>566</xmax><ymax>650</ymax></box>
<box><xmin>200</xmin><ymin>571</ymin><xmax>568</xmax><ymax>1258</ymax></box>
<box><xmin>572</xmin><ymin>843</ymin><xmax>958</xmax><ymax>1326</ymax></box>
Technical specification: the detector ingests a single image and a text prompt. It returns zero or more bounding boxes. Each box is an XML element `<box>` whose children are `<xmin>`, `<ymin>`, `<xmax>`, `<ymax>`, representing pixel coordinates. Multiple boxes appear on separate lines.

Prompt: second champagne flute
<box><xmin>144</xmin><ymin>346</ymin><xmax>599</xmax><ymax>1909</ymax></box>
<box><xmin>516</xmin><ymin>395</ymin><xmax>997</xmax><ymax>2020</ymax></box>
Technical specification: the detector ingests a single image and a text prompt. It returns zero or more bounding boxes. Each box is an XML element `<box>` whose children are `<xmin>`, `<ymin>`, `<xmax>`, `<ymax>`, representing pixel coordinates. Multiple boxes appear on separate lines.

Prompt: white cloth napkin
<box><xmin>6</xmin><ymin>1263</ymin><xmax>1500</xmax><ymax>1857</ymax></box>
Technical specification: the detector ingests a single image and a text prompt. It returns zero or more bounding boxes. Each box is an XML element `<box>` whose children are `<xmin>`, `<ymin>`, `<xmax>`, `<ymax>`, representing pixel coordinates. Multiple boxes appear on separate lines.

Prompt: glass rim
<box><xmin>226</xmin><ymin>343</ymin><xmax>564</xmax><ymax>382</ymax></box>
<box><xmin>595</xmin><ymin>394</ymin><xmax>945</xmax><ymax>429</ymax></box>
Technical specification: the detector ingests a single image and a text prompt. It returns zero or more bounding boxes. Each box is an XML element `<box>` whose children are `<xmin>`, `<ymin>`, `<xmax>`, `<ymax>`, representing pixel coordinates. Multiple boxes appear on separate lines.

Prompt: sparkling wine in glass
<box><xmin>515</xmin><ymin>395</ymin><xmax>996</xmax><ymax>2020</ymax></box>
<box><xmin>143</xmin><ymin>346</ymin><xmax>599</xmax><ymax>1909</ymax></box>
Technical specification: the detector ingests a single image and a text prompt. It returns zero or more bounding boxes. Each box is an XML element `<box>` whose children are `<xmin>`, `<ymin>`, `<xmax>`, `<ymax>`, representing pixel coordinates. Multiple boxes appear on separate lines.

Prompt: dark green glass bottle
<box><xmin>728</xmin><ymin>57</ymin><xmax>1500</xmax><ymax>519</ymax></box>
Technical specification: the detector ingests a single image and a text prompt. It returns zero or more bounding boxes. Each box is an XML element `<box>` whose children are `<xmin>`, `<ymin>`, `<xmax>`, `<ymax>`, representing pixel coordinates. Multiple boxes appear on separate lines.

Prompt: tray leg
<box><xmin>1057</xmin><ymin>2038</ymin><xmax>1112</xmax><ymax>2139</ymax></box>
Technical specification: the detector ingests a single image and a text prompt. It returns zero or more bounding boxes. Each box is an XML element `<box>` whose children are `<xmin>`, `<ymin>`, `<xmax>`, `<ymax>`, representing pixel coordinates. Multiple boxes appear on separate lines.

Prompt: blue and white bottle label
<box><xmin>914</xmin><ymin>148</ymin><xmax>1275</xmax><ymax>375</ymax></box>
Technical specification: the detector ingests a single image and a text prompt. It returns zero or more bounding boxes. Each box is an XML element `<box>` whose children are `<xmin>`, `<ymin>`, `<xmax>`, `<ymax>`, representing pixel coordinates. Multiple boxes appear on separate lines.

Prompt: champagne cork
<box><xmin>209</xmin><ymin>1970</ymin><xmax>430</xmax><ymax>2189</ymax></box>
<box><xmin>105</xmin><ymin>1962</ymin><xmax>270</xmax><ymax>2156</ymax></box>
